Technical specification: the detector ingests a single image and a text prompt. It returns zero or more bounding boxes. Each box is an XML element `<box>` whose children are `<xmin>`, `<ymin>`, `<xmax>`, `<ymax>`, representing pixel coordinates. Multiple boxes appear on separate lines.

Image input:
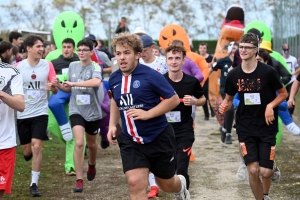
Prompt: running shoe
<box><xmin>74</xmin><ymin>179</ymin><xmax>83</xmax><ymax>192</ymax></box>
<box><xmin>225</xmin><ymin>134</ymin><xmax>232</xmax><ymax>144</ymax></box>
<box><xmin>147</xmin><ymin>186</ymin><xmax>159</xmax><ymax>198</ymax></box>
<box><xmin>236</xmin><ymin>163</ymin><xmax>248</xmax><ymax>181</ymax></box>
<box><xmin>100</xmin><ymin>140</ymin><xmax>110</xmax><ymax>149</ymax></box>
<box><xmin>219</xmin><ymin>127</ymin><xmax>226</xmax><ymax>143</ymax></box>
<box><xmin>66</xmin><ymin>168</ymin><xmax>76</xmax><ymax>176</ymax></box>
<box><xmin>30</xmin><ymin>183</ymin><xmax>41</xmax><ymax>197</ymax></box>
<box><xmin>87</xmin><ymin>162</ymin><xmax>96</xmax><ymax>181</ymax></box>
<box><xmin>271</xmin><ymin>164</ymin><xmax>281</xmax><ymax>183</ymax></box>
<box><xmin>174</xmin><ymin>175</ymin><xmax>190</xmax><ymax>200</ymax></box>
<box><xmin>264</xmin><ymin>195</ymin><xmax>271</xmax><ymax>200</ymax></box>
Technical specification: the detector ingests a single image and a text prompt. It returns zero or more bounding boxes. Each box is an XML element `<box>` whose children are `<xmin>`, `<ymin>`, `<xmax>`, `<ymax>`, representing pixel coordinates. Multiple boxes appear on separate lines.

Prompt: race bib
<box><xmin>76</xmin><ymin>95</ymin><xmax>90</xmax><ymax>105</ymax></box>
<box><xmin>244</xmin><ymin>93</ymin><xmax>261</xmax><ymax>105</ymax></box>
<box><xmin>26</xmin><ymin>90</ymin><xmax>41</xmax><ymax>101</ymax></box>
<box><xmin>165</xmin><ymin>111</ymin><xmax>181</xmax><ymax>122</ymax></box>
<box><xmin>62</xmin><ymin>68</ymin><xmax>68</xmax><ymax>75</ymax></box>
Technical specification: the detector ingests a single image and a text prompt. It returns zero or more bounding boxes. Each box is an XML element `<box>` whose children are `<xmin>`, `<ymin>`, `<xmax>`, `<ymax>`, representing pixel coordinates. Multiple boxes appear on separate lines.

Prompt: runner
<box><xmin>219</xmin><ymin>33</ymin><xmax>288</xmax><ymax>200</ymax></box>
<box><xmin>15</xmin><ymin>35</ymin><xmax>58</xmax><ymax>197</ymax></box>
<box><xmin>0</xmin><ymin>57</ymin><xmax>25</xmax><ymax>200</ymax></box>
<box><xmin>48</xmin><ymin>38</ymin><xmax>79</xmax><ymax>176</ymax></box>
<box><xmin>52</xmin><ymin>39</ymin><xmax>102</xmax><ymax>193</ymax></box>
<box><xmin>108</xmin><ymin>32</ymin><xmax>190</xmax><ymax>200</ymax></box>
<box><xmin>210</xmin><ymin>41</ymin><xmax>239</xmax><ymax>144</ymax></box>
<box><xmin>164</xmin><ymin>42</ymin><xmax>205</xmax><ymax>190</ymax></box>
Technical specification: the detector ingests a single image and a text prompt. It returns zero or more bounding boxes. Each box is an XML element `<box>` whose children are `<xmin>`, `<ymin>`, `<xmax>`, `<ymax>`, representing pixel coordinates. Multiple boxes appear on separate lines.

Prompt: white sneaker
<box><xmin>264</xmin><ymin>194</ymin><xmax>271</xmax><ymax>200</ymax></box>
<box><xmin>174</xmin><ymin>175</ymin><xmax>190</xmax><ymax>200</ymax></box>
<box><xmin>286</xmin><ymin>122</ymin><xmax>300</xmax><ymax>135</ymax></box>
<box><xmin>271</xmin><ymin>163</ymin><xmax>281</xmax><ymax>183</ymax></box>
<box><xmin>236</xmin><ymin>163</ymin><xmax>248</xmax><ymax>181</ymax></box>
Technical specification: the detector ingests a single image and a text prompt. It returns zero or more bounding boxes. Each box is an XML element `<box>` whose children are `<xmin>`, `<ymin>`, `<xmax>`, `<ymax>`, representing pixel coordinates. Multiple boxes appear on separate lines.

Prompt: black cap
<box><xmin>247</xmin><ymin>28</ymin><xmax>262</xmax><ymax>40</ymax></box>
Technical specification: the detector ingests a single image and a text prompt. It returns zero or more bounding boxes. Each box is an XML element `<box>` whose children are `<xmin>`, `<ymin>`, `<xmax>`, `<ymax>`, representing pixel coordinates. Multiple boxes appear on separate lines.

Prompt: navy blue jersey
<box><xmin>109</xmin><ymin>64</ymin><xmax>176</xmax><ymax>144</ymax></box>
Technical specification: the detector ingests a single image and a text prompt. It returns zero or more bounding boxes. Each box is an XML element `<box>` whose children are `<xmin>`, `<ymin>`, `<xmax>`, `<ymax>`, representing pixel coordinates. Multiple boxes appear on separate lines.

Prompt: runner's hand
<box><xmin>265</xmin><ymin>105</ymin><xmax>274</xmax><ymax>126</ymax></box>
<box><xmin>183</xmin><ymin>95</ymin><xmax>195</xmax><ymax>106</ymax></box>
<box><xmin>219</xmin><ymin>103</ymin><xmax>228</xmax><ymax>114</ymax></box>
<box><xmin>287</xmin><ymin>98</ymin><xmax>295</xmax><ymax>108</ymax></box>
<box><xmin>108</xmin><ymin>126</ymin><xmax>117</xmax><ymax>145</ymax></box>
<box><xmin>51</xmin><ymin>77</ymin><xmax>60</xmax><ymax>87</ymax></box>
<box><xmin>63</xmin><ymin>81</ymin><xmax>74</xmax><ymax>87</ymax></box>
<box><xmin>47</xmin><ymin>83</ymin><xmax>53</xmax><ymax>91</ymax></box>
<box><xmin>126</xmin><ymin>109</ymin><xmax>149</xmax><ymax>120</ymax></box>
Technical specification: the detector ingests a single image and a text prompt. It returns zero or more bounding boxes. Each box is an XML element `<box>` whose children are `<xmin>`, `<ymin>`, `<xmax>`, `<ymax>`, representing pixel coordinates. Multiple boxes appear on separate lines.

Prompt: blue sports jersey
<box><xmin>109</xmin><ymin>64</ymin><xmax>176</xmax><ymax>144</ymax></box>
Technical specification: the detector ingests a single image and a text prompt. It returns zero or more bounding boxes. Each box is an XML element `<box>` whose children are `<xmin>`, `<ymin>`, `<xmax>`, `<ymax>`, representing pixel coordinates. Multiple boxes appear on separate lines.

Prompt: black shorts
<box><xmin>117</xmin><ymin>123</ymin><xmax>176</xmax><ymax>179</ymax></box>
<box><xmin>70</xmin><ymin>114</ymin><xmax>100</xmax><ymax>135</ymax></box>
<box><xmin>17</xmin><ymin>115</ymin><xmax>49</xmax><ymax>145</ymax></box>
<box><xmin>238</xmin><ymin>134</ymin><xmax>276</xmax><ymax>169</ymax></box>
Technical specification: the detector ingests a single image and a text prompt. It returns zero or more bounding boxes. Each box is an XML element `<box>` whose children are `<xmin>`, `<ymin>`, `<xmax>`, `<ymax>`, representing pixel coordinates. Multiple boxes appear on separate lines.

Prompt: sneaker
<box><xmin>271</xmin><ymin>164</ymin><xmax>281</xmax><ymax>183</ymax></box>
<box><xmin>30</xmin><ymin>183</ymin><xmax>41</xmax><ymax>197</ymax></box>
<box><xmin>147</xmin><ymin>186</ymin><xmax>159</xmax><ymax>198</ymax></box>
<box><xmin>219</xmin><ymin>127</ymin><xmax>226</xmax><ymax>143</ymax></box>
<box><xmin>225</xmin><ymin>134</ymin><xmax>232</xmax><ymax>144</ymax></box>
<box><xmin>204</xmin><ymin>116</ymin><xmax>209</xmax><ymax>121</ymax></box>
<box><xmin>74</xmin><ymin>179</ymin><xmax>83</xmax><ymax>193</ymax></box>
<box><xmin>236</xmin><ymin>163</ymin><xmax>247</xmax><ymax>181</ymax></box>
<box><xmin>286</xmin><ymin>122</ymin><xmax>300</xmax><ymax>135</ymax></box>
<box><xmin>100</xmin><ymin>140</ymin><xmax>109</xmax><ymax>149</ymax></box>
<box><xmin>66</xmin><ymin>168</ymin><xmax>76</xmax><ymax>176</ymax></box>
<box><xmin>264</xmin><ymin>195</ymin><xmax>271</xmax><ymax>200</ymax></box>
<box><xmin>174</xmin><ymin>175</ymin><xmax>190</xmax><ymax>200</ymax></box>
<box><xmin>87</xmin><ymin>162</ymin><xmax>96</xmax><ymax>181</ymax></box>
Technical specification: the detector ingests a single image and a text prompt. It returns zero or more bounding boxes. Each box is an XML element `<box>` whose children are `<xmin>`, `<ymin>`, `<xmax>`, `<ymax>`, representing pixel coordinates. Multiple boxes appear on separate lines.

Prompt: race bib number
<box><xmin>165</xmin><ymin>111</ymin><xmax>181</xmax><ymax>122</ymax></box>
<box><xmin>62</xmin><ymin>68</ymin><xmax>68</xmax><ymax>75</ymax></box>
<box><xmin>244</xmin><ymin>93</ymin><xmax>261</xmax><ymax>105</ymax></box>
<box><xmin>76</xmin><ymin>95</ymin><xmax>90</xmax><ymax>105</ymax></box>
<box><xmin>26</xmin><ymin>90</ymin><xmax>41</xmax><ymax>101</ymax></box>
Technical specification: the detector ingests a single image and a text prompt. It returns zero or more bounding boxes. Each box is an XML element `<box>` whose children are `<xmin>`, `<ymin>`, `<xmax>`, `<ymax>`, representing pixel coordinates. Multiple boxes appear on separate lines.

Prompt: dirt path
<box><xmin>7</xmin><ymin>108</ymin><xmax>300</xmax><ymax>200</ymax></box>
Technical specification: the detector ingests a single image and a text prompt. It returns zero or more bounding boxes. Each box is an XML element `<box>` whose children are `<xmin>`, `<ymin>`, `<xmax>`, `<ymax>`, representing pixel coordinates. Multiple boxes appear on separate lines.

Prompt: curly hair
<box><xmin>165</xmin><ymin>40</ymin><xmax>186</xmax><ymax>58</ymax></box>
<box><xmin>111</xmin><ymin>32</ymin><xmax>143</xmax><ymax>54</ymax></box>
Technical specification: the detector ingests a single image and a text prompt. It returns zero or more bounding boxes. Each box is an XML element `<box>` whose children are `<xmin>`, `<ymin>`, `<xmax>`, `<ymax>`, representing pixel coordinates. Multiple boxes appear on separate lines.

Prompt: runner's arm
<box><xmin>267</xmin><ymin>86</ymin><xmax>288</xmax><ymax>109</ymax></box>
<box><xmin>219</xmin><ymin>94</ymin><xmax>234</xmax><ymax>114</ymax></box>
<box><xmin>288</xmin><ymin>80</ymin><xmax>299</xmax><ymax>108</ymax></box>
<box><xmin>0</xmin><ymin>92</ymin><xmax>25</xmax><ymax>112</ymax></box>
<box><xmin>193</xmin><ymin>95</ymin><xmax>206</xmax><ymax>106</ymax></box>
<box><xmin>109</xmin><ymin>98</ymin><xmax>121</xmax><ymax>128</ymax></box>
<box><xmin>147</xmin><ymin>94</ymin><xmax>180</xmax><ymax>119</ymax></box>
<box><xmin>70</xmin><ymin>77</ymin><xmax>101</xmax><ymax>87</ymax></box>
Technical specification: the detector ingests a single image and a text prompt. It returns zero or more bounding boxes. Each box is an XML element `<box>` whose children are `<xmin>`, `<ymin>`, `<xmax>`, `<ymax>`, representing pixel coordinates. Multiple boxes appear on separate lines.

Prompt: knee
<box><xmin>87</xmin><ymin>142</ymin><xmax>97</xmax><ymax>150</ymax></box>
<box><xmin>31</xmin><ymin>143</ymin><xmax>42</xmax><ymax>154</ymax></box>
<box><xmin>75</xmin><ymin>141</ymin><xmax>85</xmax><ymax>149</ymax></box>
<box><xmin>127</xmin><ymin>176</ymin><xmax>146</xmax><ymax>191</ymax></box>
<box><xmin>260</xmin><ymin>168</ymin><xmax>273</xmax><ymax>178</ymax></box>
<box><xmin>248</xmin><ymin>165</ymin><xmax>259</xmax><ymax>176</ymax></box>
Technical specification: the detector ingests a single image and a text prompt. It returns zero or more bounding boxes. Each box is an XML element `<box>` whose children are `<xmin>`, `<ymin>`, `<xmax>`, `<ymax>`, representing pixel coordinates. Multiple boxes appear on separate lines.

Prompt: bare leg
<box><xmin>73</xmin><ymin>125</ymin><xmax>85</xmax><ymax>180</ymax></box>
<box><xmin>31</xmin><ymin>139</ymin><xmax>43</xmax><ymax>172</ymax></box>
<box><xmin>125</xmin><ymin>168</ymin><xmax>149</xmax><ymax>200</ymax></box>
<box><xmin>247</xmin><ymin>162</ymin><xmax>263</xmax><ymax>200</ymax></box>
<box><xmin>85</xmin><ymin>133</ymin><xmax>98</xmax><ymax>165</ymax></box>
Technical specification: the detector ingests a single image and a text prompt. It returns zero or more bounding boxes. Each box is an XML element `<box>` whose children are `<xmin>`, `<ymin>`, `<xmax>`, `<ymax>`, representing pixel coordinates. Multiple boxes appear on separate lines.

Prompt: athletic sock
<box><xmin>30</xmin><ymin>171</ymin><xmax>40</xmax><ymax>186</ymax></box>
<box><xmin>60</xmin><ymin>123</ymin><xmax>73</xmax><ymax>142</ymax></box>
<box><xmin>222</xmin><ymin>127</ymin><xmax>227</xmax><ymax>133</ymax></box>
<box><xmin>226</xmin><ymin>133</ymin><xmax>231</xmax><ymax>136</ymax></box>
<box><xmin>148</xmin><ymin>173</ymin><xmax>157</xmax><ymax>187</ymax></box>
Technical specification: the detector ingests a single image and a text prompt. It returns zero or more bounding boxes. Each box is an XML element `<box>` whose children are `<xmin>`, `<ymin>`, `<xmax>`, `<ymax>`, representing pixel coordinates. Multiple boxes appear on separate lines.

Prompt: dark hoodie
<box><xmin>51</xmin><ymin>54</ymin><xmax>79</xmax><ymax>74</ymax></box>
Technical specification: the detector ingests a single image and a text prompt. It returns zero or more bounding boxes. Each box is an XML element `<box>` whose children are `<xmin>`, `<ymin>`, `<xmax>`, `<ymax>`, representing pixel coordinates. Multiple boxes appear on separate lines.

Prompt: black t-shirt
<box><xmin>51</xmin><ymin>54</ymin><xmax>80</xmax><ymax>74</ymax></box>
<box><xmin>212</xmin><ymin>56</ymin><xmax>232</xmax><ymax>94</ymax></box>
<box><xmin>205</xmin><ymin>55</ymin><xmax>213</xmax><ymax>63</ymax></box>
<box><xmin>164</xmin><ymin>72</ymin><xmax>204</xmax><ymax>138</ymax></box>
<box><xmin>225</xmin><ymin>62</ymin><xmax>283</xmax><ymax>136</ymax></box>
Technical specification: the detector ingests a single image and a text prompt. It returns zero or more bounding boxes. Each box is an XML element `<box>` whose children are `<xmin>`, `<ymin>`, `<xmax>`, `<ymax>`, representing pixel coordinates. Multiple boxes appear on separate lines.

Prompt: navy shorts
<box><xmin>117</xmin><ymin>123</ymin><xmax>176</xmax><ymax>179</ymax></box>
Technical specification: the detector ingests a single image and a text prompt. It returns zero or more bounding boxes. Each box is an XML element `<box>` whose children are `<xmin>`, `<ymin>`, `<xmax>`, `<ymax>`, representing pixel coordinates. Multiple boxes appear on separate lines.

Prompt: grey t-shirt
<box><xmin>97</xmin><ymin>50</ymin><xmax>111</xmax><ymax>68</ymax></box>
<box><xmin>68</xmin><ymin>61</ymin><xmax>102</xmax><ymax>121</ymax></box>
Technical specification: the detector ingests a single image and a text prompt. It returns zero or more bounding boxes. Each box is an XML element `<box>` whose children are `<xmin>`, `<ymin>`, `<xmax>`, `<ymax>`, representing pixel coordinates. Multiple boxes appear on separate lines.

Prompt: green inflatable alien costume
<box><xmin>46</xmin><ymin>11</ymin><xmax>85</xmax><ymax>174</ymax></box>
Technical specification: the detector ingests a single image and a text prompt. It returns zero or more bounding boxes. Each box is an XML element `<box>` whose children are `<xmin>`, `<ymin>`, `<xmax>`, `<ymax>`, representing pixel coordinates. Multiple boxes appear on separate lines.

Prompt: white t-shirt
<box><xmin>139</xmin><ymin>56</ymin><xmax>168</xmax><ymax>75</ymax></box>
<box><xmin>284</xmin><ymin>55</ymin><xmax>299</xmax><ymax>84</ymax></box>
<box><xmin>15</xmin><ymin>59</ymin><xmax>56</xmax><ymax>119</ymax></box>
<box><xmin>0</xmin><ymin>62</ymin><xmax>24</xmax><ymax>149</ymax></box>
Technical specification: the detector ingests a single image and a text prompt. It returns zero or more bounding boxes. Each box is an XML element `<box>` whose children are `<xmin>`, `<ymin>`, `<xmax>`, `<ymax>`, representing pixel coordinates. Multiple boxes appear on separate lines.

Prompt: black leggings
<box><xmin>221</xmin><ymin>93</ymin><xmax>234</xmax><ymax>133</ymax></box>
<box><xmin>202</xmin><ymin>80</ymin><xmax>214</xmax><ymax>117</ymax></box>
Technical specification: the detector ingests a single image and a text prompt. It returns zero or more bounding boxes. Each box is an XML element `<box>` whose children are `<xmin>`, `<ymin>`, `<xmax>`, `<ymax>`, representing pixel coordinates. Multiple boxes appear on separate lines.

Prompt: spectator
<box><xmin>9</xmin><ymin>31</ymin><xmax>23</xmax><ymax>47</ymax></box>
<box><xmin>115</xmin><ymin>17</ymin><xmax>129</xmax><ymax>34</ymax></box>
<box><xmin>43</xmin><ymin>41</ymin><xmax>52</xmax><ymax>59</ymax></box>
<box><xmin>96</xmin><ymin>39</ymin><xmax>113</xmax><ymax>59</ymax></box>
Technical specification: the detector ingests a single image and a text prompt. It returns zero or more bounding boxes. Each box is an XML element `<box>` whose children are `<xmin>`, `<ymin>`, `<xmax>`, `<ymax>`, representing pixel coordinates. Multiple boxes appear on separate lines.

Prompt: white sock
<box><xmin>286</xmin><ymin>122</ymin><xmax>300</xmax><ymax>135</ymax></box>
<box><xmin>30</xmin><ymin>171</ymin><xmax>40</xmax><ymax>186</ymax></box>
<box><xmin>222</xmin><ymin>127</ymin><xmax>227</xmax><ymax>132</ymax></box>
<box><xmin>60</xmin><ymin>123</ymin><xmax>73</xmax><ymax>142</ymax></box>
<box><xmin>148</xmin><ymin>173</ymin><xmax>157</xmax><ymax>187</ymax></box>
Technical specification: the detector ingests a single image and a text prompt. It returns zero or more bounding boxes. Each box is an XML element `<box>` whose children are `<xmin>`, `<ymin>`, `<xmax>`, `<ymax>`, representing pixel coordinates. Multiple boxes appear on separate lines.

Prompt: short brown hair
<box><xmin>240</xmin><ymin>33</ymin><xmax>259</xmax><ymax>47</ymax></box>
<box><xmin>111</xmin><ymin>32</ymin><xmax>143</xmax><ymax>54</ymax></box>
<box><xmin>257</xmin><ymin>49</ymin><xmax>270</xmax><ymax>62</ymax></box>
<box><xmin>165</xmin><ymin>41</ymin><xmax>186</xmax><ymax>58</ymax></box>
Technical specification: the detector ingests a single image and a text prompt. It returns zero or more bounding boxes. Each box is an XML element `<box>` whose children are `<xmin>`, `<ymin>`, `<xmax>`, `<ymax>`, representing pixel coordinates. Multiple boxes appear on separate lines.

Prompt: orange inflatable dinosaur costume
<box><xmin>209</xmin><ymin>5</ymin><xmax>245</xmax><ymax>126</ymax></box>
<box><xmin>159</xmin><ymin>24</ymin><xmax>209</xmax><ymax>84</ymax></box>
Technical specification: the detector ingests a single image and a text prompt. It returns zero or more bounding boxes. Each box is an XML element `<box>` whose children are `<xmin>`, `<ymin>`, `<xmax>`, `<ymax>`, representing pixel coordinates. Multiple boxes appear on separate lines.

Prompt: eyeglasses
<box><xmin>282</xmin><ymin>49</ymin><xmax>289</xmax><ymax>51</ymax></box>
<box><xmin>76</xmin><ymin>49</ymin><xmax>91</xmax><ymax>53</ymax></box>
<box><xmin>239</xmin><ymin>46</ymin><xmax>257</xmax><ymax>51</ymax></box>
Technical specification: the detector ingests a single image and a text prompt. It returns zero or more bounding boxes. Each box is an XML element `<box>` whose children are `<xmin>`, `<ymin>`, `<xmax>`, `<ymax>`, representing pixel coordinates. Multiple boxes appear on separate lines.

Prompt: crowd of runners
<box><xmin>1</xmin><ymin>14</ymin><xmax>300</xmax><ymax>200</ymax></box>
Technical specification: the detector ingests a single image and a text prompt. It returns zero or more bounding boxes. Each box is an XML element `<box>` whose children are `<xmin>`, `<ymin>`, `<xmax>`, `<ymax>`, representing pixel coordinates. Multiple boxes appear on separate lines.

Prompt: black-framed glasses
<box><xmin>282</xmin><ymin>49</ymin><xmax>289</xmax><ymax>51</ymax></box>
<box><xmin>76</xmin><ymin>49</ymin><xmax>91</xmax><ymax>53</ymax></box>
<box><xmin>239</xmin><ymin>46</ymin><xmax>257</xmax><ymax>51</ymax></box>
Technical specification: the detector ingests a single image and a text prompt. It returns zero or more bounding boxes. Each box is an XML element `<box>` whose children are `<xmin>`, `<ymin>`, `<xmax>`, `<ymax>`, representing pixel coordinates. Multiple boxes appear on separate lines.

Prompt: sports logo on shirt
<box><xmin>133</xmin><ymin>80</ymin><xmax>140</xmax><ymax>88</ymax></box>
